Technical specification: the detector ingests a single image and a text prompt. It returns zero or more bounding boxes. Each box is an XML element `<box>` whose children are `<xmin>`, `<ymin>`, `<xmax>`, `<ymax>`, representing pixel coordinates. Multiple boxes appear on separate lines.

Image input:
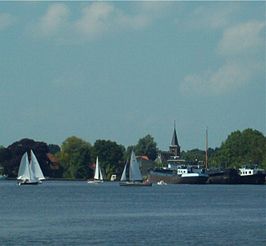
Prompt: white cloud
<box><xmin>185</xmin><ymin>4</ymin><xmax>236</xmax><ymax>30</ymax></box>
<box><xmin>31</xmin><ymin>2</ymin><xmax>171</xmax><ymax>41</ymax></box>
<box><xmin>74</xmin><ymin>2</ymin><xmax>114</xmax><ymax>38</ymax></box>
<box><xmin>74</xmin><ymin>2</ymin><xmax>163</xmax><ymax>39</ymax></box>
<box><xmin>180</xmin><ymin>19</ymin><xmax>265</xmax><ymax>96</ymax></box>
<box><xmin>218</xmin><ymin>20</ymin><xmax>265</xmax><ymax>56</ymax></box>
<box><xmin>0</xmin><ymin>12</ymin><xmax>15</xmax><ymax>31</ymax></box>
<box><xmin>35</xmin><ymin>3</ymin><xmax>69</xmax><ymax>37</ymax></box>
<box><xmin>181</xmin><ymin>62</ymin><xmax>254</xmax><ymax>95</ymax></box>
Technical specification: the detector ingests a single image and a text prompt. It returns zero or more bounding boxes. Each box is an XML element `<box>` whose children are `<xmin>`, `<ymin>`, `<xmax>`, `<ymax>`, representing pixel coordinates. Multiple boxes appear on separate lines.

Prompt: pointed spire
<box><xmin>171</xmin><ymin>122</ymin><xmax>179</xmax><ymax>146</ymax></box>
<box><xmin>169</xmin><ymin>121</ymin><xmax>180</xmax><ymax>157</ymax></box>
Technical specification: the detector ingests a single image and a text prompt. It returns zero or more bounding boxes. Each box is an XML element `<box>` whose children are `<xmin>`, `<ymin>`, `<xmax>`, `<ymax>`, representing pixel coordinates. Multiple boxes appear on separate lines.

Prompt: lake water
<box><xmin>0</xmin><ymin>181</ymin><xmax>265</xmax><ymax>245</ymax></box>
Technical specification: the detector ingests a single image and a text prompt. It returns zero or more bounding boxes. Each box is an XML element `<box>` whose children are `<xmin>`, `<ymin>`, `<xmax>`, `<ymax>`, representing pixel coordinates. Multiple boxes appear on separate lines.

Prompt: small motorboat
<box><xmin>157</xmin><ymin>180</ymin><xmax>167</xmax><ymax>185</ymax></box>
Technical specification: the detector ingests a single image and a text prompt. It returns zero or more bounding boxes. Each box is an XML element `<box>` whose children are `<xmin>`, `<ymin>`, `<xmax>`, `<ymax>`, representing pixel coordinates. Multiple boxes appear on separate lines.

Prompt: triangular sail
<box><xmin>17</xmin><ymin>152</ymin><xmax>30</xmax><ymax>180</ymax></box>
<box><xmin>120</xmin><ymin>161</ymin><xmax>128</xmax><ymax>181</ymax></box>
<box><xmin>99</xmin><ymin>168</ymin><xmax>103</xmax><ymax>181</ymax></box>
<box><xmin>129</xmin><ymin>151</ymin><xmax>143</xmax><ymax>181</ymax></box>
<box><xmin>94</xmin><ymin>157</ymin><xmax>103</xmax><ymax>181</ymax></box>
<box><xmin>30</xmin><ymin>150</ymin><xmax>45</xmax><ymax>181</ymax></box>
<box><xmin>94</xmin><ymin>157</ymin><xmax>99</xmax><ymax>180</ymax></box>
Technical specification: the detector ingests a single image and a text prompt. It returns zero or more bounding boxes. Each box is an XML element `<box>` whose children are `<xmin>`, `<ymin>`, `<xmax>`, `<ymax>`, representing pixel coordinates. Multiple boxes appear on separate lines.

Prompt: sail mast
<box><xmin>205</xmin><ymin>127</ymin><xmax>208</xmax><ymax>170</ymax></box>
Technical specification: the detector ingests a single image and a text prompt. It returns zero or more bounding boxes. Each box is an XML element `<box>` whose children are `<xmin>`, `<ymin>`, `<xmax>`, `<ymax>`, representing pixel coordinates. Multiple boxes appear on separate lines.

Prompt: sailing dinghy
<box><xmin>88</xmin><ymin>157</ymin><xmax>104</xmax><ymax>184</ymax></box>
<box><xmin>17</xmin><ymin>150</ymin><xmax>45</xmax><ymax>185</ymax></box>
<box><xmin>119</xmin><ymin>151</ymin><xmax>152</xmax><ymax>187</ymax></box>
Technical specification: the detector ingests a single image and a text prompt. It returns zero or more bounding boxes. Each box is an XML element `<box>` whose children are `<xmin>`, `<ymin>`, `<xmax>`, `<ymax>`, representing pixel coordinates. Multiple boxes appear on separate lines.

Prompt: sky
<box><xmin>0</xmin><ymin>1</ymin><xmax>265</xmax><ymax>151</ymax></box>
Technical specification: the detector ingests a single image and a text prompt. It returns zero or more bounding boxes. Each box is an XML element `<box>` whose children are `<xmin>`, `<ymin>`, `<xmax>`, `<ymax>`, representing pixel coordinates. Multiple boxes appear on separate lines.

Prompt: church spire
<box><xmin>171</xmin><ymin>124</ymin><xmax>179</xmax><ymax>146</ymax></box>
<box><xmin>169</xmin><ymin>122</ymin><xmax>180</xmax><ymax>157</ymax></box>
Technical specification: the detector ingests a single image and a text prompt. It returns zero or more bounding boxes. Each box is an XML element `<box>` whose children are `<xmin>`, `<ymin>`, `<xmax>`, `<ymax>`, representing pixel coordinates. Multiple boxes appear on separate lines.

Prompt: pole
<box><xmin>205</xmin><ymin>127</ymin><xmax>208</xmax><ymax>170</ymax></box>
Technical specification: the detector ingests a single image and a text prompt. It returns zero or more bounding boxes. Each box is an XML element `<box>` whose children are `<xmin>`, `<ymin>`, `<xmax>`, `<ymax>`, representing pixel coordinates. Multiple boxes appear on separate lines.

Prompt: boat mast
<box><xmin>205</xmin><ymin>127</ymin><xmax>208</xmax><ymax>170</ymax></box>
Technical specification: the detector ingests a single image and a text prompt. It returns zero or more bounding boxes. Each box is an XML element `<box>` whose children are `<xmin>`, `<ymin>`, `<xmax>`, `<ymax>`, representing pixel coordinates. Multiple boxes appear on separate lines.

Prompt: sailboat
<box><xmin>119</xmin><ymin>151</ymin><xmax>152</xmax><ymax>186</ymax></box>
<box><xmin>0</xmin><ymin>167</ymin><xmax>7</xmax><ymax>180</ymax></box>
<box><xmin>88</xmin><ymin>157</ymin><xmax>104</xmax><ymax>184</ymax></box>
<box><xmin>17</xmin><ymin>150</ymin><xmax>45</xmax><ymax>185</ymax></box>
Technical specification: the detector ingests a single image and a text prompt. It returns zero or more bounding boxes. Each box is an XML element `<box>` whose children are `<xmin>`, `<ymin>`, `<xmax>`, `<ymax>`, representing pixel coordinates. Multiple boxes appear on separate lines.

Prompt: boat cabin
<box><xmin>239</xmin><ymin>167</ymin><xmax>264</xmax><ymax>176</ymax></box>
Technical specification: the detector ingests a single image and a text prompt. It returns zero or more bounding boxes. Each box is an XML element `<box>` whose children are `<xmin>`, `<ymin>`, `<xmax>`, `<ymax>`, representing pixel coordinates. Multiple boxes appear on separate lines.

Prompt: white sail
<box><xmin>129</xmin><ymin>151</ymin><xmax>143</xmax><ymax>181</ymax></box>
<box><xmin>30</xmin><ymin>150</ymin><xmax>45</xmax><ymax>181</ymax></box>
<box><xmin>99</xmin><ymin>168</ymin><xmax>103</xmax><ymax>181</ymax></box>
<box><xmin>94</xmin><ymin>157</ymin><xmax>103</xmax><ymax>181</ymax></box>
<box><xmin>17</xmin><ymin>152</ymin><xmax>30</xmax><ymax>181</ymax></box>
<box><xmin>120</xmin><ymin>161</ymin><xmax>128</xmax><ymax>181</ymax></box>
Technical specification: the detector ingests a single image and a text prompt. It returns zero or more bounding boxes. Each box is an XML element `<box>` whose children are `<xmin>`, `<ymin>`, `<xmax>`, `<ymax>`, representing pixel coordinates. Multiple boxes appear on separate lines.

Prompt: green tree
<box><xmin>0</xmin><ymin>138</ymin><xmax>56</xmax><ymax>178</ymax></box>
<box><xmin>212</xmin><ymin>129</ymin><xmax>266</xmax><ymax>168</ymax></box>
<box><xmin>59</xmin><ymin>136</ymin><xmax>92</xmax><ymax>179</ymax></box>
<box><xmin>181</xmin><ymin>149</ymin><xmax>205</xmax><ymax>162</ymax></box>
<box><xmin>135</xmin><ymin>134</ymin><xmax>158</xmax><ymax>160</ymax></box>
<box><xmin>48</xmin><ymin>144</ymin><xmax>61</xmax><ymax>154</ymax></box>
<box><xmin>125</xmin><ymin>145</ymin><xmax>134</xmax><ymax>161</ymax></box>
<box><xmin>92</xmin><ymin>140</ymin><xmax>125</xmax><ymax>179</ymax></box>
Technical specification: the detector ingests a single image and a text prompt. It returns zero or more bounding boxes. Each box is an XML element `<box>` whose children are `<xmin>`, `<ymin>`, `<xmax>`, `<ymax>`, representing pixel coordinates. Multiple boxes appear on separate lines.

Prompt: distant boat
<box><xmin>17</xmin><ymin>150</ymin><xmax>45</xmax><ymax>185</ymax></box>
<box><xmin>110</xmin><ymin>174</ymin><xmax>117</xmax><ymax>181</ymax></box>
<box><xmin>207</xmin><ymin>167</ymin><xmax>265</xmax><ymax>185</ymax></box>
<box><xmin>238</xmin><ymin>166</ymin><xmax>265</xmax><ymax>184</ymax></box>
<box><xmin>88</xmin><ymin>157</ymin><xmax>104</xmax><ymax>184</ymax></box>
<box><xmin>0</xmin><ymin>174</ymin><xmax>7</xmax><ymax>180</ymax></box>
<box><xmin>119</xmin><ymin>151</ymin><xmax>152</xmax><ymax>187</ymax></box>
<box><xmin>157</xmin><ymin>180</ymin><xmax>167</xmax><ymax>185</ymax></box>
<box><xmin>149</xmin><ymin>166</ymin><xmax>208</xmax><ymax>184</ymax></box>
<box><xmin>0</xmin><ymin>166</ymin><xmax>7</xmax><ymax>180</ymax></box>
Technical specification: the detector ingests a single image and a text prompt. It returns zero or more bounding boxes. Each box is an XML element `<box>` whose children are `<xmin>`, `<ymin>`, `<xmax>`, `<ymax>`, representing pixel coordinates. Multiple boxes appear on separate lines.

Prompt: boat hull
<box><xmin>87</xmin><ymin>180</ymin><xmax>104</xmax><ymax>184</ymax></box>
<box><xmin>238</xmin><ymin>173</ymin><xmax>265</xmax><ymax>184</ymax></box>
<box><xmin>178</xmin><ymin>176</ymin><xmax>208</xmax><ymax>184</ymax></box>
<box><xmin>119</xmin><ymin>181</ymin><xmax>152</xmax><ymax>187</ymax></box>
<box><xmin>207</xmin><ymin>169</ymin><xmax>266</xmax><ymax>184</ymax></box>
<box><xmin>148</xmin><ymin>170</ymin><xmax>208</xmax><ymax>184</ymax></box>
<box><xmin>18</xmin><ymin>181</ymin><xmax>39</xmax><ymax>185</ymax></box>
<box><xmin>207</xmin><ymin>170</ymin><xmax>239</xmax><ymax>184</ymax></box>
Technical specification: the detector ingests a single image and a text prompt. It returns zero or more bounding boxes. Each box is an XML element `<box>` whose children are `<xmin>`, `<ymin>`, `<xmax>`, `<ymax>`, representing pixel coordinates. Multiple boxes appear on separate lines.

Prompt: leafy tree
<box><xmin>181</xmin><ymin>149</ymin><xmax>205</xmax><ymax>162</ymax></box>
<box><xmin>125</xmin><ymin>145</ymin><xmax>135</xmax><ymax>161</ymax></box>
<box><xmin>59</xmin><ymin>136</ymin><xmax>92</xmax><ymax>179</ymax></box>
<box><xmin>0</xmin><ymin>138</ymin><xmax>57</xmax><ymax>177</ymax></box>
<box><xmin>92</xmin><ymin>140</ymin><xmax>125</xmax><ymax>179</ymax></box>
<box><xmin>212</xmin><ymin>129</ymin><xmax>266</xmax><ymax>168</ymax></box>
<box><xmin>135</xmin><ymin>134</ymin><xmax>158</xmax><ymax>160</ymax></box>
<box><xmin>48</xmin><ymin>144</ymin><xmax>61</xmax><ymax>154</ymax></box>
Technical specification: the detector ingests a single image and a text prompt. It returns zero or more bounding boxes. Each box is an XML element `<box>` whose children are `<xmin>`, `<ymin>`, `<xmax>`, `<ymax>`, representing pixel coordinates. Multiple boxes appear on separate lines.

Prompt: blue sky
<box><xmin>0</xmin><ymin>1</ymin><xmax>265</xmax><ymax>151</ymax></box>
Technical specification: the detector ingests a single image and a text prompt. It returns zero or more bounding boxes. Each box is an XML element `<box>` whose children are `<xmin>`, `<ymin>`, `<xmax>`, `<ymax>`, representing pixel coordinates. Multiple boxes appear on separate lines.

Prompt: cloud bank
<box><xmin>180</xmin><ymin>7</ymin><xmax>265</xmax><ymax>96</ymax></box>
<box><xmin>37</xmin><ymin>3</ymin><xmax>69</xmax><ymax>37</ymax></box>
<box><xmin>31</xmin><ymin>2</ymin><xmax>169</xmax><ymax>41</ymax></box>
<box><xmin>0</xmin><ymin>12</ymin><xmax>15</xmax><ymax>31</ymax></box>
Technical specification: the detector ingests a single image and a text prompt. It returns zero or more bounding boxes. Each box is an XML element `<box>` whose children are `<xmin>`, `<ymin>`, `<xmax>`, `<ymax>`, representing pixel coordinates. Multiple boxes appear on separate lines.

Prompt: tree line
<box><xmin>0</xmin><ymin>128</ymin><xmax>265</xmax><ymax>179</ymax></box>
<box><xmin>0</xmin><ymin>134</ymin><xmax>157</xmax><ymax>179</ymax></box>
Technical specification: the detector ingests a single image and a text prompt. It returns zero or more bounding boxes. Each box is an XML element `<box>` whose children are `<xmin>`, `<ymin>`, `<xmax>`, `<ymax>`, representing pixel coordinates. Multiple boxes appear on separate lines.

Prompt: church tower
<box><xmin>169</xmin><ymin>124</ymin><xmax>180</xmax><ymax>157</ymax></box>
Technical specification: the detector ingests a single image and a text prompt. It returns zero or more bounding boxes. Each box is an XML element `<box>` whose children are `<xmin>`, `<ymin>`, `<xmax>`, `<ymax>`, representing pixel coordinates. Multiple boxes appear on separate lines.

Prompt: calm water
<box><xmin>0</xmin><ymin>181</ymin><xmax>265</xmax><ymax>246</ymax></box>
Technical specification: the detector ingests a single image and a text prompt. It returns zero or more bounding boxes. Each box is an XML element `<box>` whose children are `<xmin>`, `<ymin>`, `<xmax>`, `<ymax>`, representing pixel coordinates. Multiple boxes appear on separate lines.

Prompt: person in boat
<box><xmin>144</xmin><ymin>179</ymin><xmax>150</xmax><ymax>184</ymax></box>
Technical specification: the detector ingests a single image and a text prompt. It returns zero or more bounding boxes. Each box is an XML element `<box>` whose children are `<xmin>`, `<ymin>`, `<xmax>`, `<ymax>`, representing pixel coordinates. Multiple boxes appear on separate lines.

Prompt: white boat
<box><xmin>238</xmin><ymin>166</ymin><xmax>265</xmax><ymax>184</ymax></box>
<box><xmin>0</xmin><ymin>174</ymin><xmax>7</xmax><ymax>180</ymax></box>
<box><xmin>119</xmin><ymin>151</ymin><xmax>152</xmax><ymax>187</ymax></box>
<box><xmin>17</xmin><ymin>150</ymin><xmax>45</xmax><ymax>185</ymax></box>
<box><xmin>0</xmin><ymin>166</ymin><xmax>7</xmax><ymax>180</ymax></box>
<box><xmin>110</xmin><ymin>174</ymin><xmax>117</xmax><ymax>181</ymax></box>
<box><xmin>88</xmin><ymin>157</ymin><xmax>104</xmax><ymax>184</ymax></box>
<box><xmin>157</xmin><ymin>180</ymin><xmax>167</xmax><ymax>185</ymax></box>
